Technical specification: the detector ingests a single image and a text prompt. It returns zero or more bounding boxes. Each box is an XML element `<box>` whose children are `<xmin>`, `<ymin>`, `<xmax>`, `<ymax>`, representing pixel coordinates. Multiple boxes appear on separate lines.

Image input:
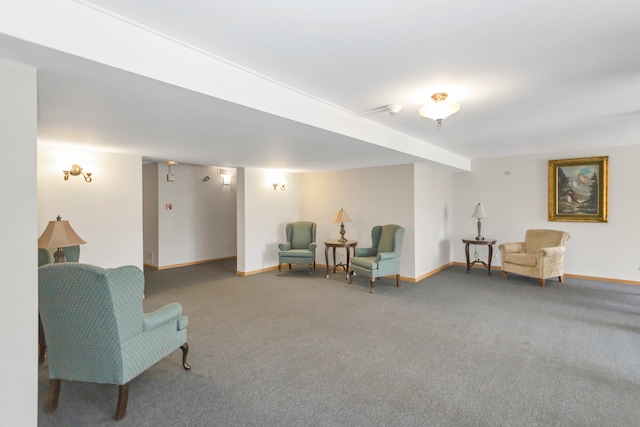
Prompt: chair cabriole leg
<box><xmin>180</xmin><ymin>343</ymin><xmax>191</xmax><ymax>370</ymax></box>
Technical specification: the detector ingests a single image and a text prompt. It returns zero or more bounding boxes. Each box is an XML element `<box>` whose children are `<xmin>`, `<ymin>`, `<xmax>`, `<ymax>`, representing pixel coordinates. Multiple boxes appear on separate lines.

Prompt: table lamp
<box><xmin>471</xmin><ymin>203</ymin><xmax>486</xmax><ymax>241</ymax></box>
<box><xmin>38</xmin><ymin>215</ymin><xmax>86</xmax><ymax>262</ymax></box>
<box><xmin>333</xmin><ymin>208</ymin><xmax>351</xmax><ymax>243</ymax></box>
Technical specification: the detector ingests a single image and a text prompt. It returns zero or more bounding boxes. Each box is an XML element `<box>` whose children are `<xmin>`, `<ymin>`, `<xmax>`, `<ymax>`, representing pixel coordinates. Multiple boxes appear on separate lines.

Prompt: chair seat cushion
<box><xmin>278</xmin><ymin>249</ymin><xmax>312</xmax><ymax>258</ymax></box>
<box><xmin>504</xmin><ymin>253</ymin><xmax>537</xmax><ymax>267</ymax></box>
<box><xmin>351</xmin><ymin>256</ymin><xmax>378</xmax><ymax>271</ymax></box>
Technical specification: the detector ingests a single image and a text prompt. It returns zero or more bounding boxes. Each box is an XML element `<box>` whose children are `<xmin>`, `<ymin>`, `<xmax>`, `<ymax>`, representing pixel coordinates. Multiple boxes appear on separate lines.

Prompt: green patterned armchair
<box><xmin>38</xmin><ymin>263</ymin><xmax>190</xmax><ymax>420</ymax></box>
<box><xmin>348</xmin><ymin>224</ymin><xmax>405</xmax><ymax>293</ymax></box>
<box><xmin>278</xmin><ymin>221</ymin><xmax>317</xmax><ymax>276</ymax></box>
<box><xmin>38</xmin><ymin>245</ymin><xmax>81</xmax><ymax>364</ymax></box>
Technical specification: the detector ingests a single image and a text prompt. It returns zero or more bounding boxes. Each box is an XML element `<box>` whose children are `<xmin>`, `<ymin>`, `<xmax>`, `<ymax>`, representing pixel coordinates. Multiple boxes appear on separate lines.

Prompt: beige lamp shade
<box><xmin>38</xmin><ymin>216</ymin><xmax>86</xmax><ymax>249</ymax></box>
<box><xmin>471</xmin><ymin>203</ymin><xmax>486</xmax><ymax>218</ymax></box>
<box><xmin>333</xmin><ymin>208</ymin><xmax>351</xmax><ymax>223</ymax></box>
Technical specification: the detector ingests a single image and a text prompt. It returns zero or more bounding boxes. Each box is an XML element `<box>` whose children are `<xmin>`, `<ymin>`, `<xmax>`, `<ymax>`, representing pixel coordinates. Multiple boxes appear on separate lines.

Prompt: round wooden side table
<box><xmin>462</xmin><ymin>238</ymin><xmax>497</xmax><ymax>275</ymax></box>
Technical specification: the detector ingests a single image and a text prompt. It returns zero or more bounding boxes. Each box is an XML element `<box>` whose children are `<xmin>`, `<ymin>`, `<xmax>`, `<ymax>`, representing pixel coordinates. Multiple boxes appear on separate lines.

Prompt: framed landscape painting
<box><xmin>548</xmin><ymin>156</ymin><xmax>608</xmax><ymax>222</ymax></box>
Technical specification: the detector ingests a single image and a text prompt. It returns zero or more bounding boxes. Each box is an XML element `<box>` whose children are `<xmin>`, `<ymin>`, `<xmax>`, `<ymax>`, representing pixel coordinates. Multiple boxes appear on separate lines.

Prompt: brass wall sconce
<box><xmin>63</xmin><ymin>164</ymin><xmax>92</xmax><ymax>182</ymax></box>
<box><xmin>272</xmin><ymin>180</ymin><xmax>286</xmax><ymax>191</ymax></box>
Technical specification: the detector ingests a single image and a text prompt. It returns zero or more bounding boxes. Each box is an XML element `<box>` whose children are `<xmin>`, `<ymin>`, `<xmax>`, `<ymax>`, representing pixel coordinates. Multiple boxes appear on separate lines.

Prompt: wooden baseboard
<box><xmin>450</xmin><ymin>262</ymin><xmax>640</xmax><ymax>286</ymax></box>
<box><xmin>563</xmin><ymin>273</ymin><xmax>640</xmax><ymax>286</ymax></box>
<box><xmin>145</xmin><ymin>256</ymin><xmax>237</xmax><ymax>271</ymax></box>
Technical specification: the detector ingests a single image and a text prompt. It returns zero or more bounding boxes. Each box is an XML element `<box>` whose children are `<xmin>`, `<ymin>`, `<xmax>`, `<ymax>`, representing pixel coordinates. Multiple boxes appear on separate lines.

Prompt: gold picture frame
<box><xmin>548</xmin><ymin>156</ymin><xmax>608</xmax><ymax>222</ymax></box>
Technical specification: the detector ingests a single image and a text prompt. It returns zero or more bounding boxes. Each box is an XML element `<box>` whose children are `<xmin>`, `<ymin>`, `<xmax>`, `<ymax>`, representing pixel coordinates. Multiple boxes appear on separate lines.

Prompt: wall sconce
<box><xmin>63</xmin><ymin>164</ymin><xmax>92</xmax><ymax>182</ymax></box>
<box><xmin>166</xmin><ymin>160</ymin><xmax>177</xmax><ymax>182</ymax></box>
<box><xmin>218</xmin><ymin>168</ymin><xmax>231</xmax><ymax>186</ymax></box>
<box><xmin>272</xmin><ymin>179</ymin><xmax>286</xmax><ymax>191</ymax></box>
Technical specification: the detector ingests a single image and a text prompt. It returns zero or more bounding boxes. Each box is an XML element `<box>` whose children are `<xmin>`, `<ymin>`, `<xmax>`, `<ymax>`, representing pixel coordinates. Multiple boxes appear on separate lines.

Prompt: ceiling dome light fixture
<box><xmin>418</xmin><ymin>93</ymin><xmax>460</xmax><ymax>127</ymax></box>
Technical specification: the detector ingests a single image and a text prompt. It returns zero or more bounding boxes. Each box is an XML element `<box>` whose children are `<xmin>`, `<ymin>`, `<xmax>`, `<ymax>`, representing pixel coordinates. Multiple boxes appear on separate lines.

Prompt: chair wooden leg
<box><xmin>539</xmin><ymin>278</ymin><xmax>545</xmax><ymax>287</ymax></box>
<box><xmin>369</xmin><ymin>278</ymin><xmax>375</xmax><ymax>293</ymax></box>
<box><xmin>180</xmin><ymin>343</ymin><xmax>191</xmax><ymax>370</ymax></box>
<box><xmin>308</xmin><ymin>263</ymin><xmax>312</xmax><ymax>276</ymax></box>
<box><xmin>396</xmin><ymin>274</ymin><xmax>401</xmax><ymax>287</ymax></box>
<box><xmin>348</xmin><ymin>270</ymin><xmax>353</xmax><ymax>284</ymax></box>
<box><xmin>278</xmin><ymin>263</ymin><xmax>282</xmax><ymax>274</ymax></box>
<box><xmin>45</xmin><ymin>379</ymin><xmax>60</xmax><ymax>413</ymax></box>
<box><xmin>115</xmin><ymin>383</ymin><xmax>129</xmax><ymax>420</ymax></box>
<box><xmin>38</xmin><ymin>314</ymin><xmax>46</xmax><ymax>365</ymax></box>
<box><xmin>559</xmin><ymin>275</ymin><xmax>564</xmax><ymax>283</ymax></box>
<box><xmin>288</xmin><ymin>263</ymin><xmax>292</xmax><ymax>270</ymax></box>
<box><xmin>501</xmin><ymin>271</ymin><xmax>507</xmax><ymax>279</ymax></box>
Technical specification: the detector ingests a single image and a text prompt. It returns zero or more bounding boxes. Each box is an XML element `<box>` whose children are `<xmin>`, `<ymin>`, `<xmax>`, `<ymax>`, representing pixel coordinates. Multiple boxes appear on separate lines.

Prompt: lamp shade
<box><xmin>333</xmin><ymin>208</ymin><xmax>351</xmax><ymax>223</ymax></box>
<box><xmin>38</xmin><ymin>216</ymin><xmax>86</xmax><ymax>249</ymax></box>
<box><xmin>471</xmin><ymin>203</ymin><xmax>486</xmax><ymax>219</ymax></box>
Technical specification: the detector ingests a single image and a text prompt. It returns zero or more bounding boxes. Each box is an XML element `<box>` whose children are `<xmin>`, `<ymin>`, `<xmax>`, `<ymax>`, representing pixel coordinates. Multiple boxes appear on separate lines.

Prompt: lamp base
<box><xmin>338</xmin><ymin>223</ymin><xmax>347</xmax><ymax>243</ymax></box>
<box><xmin>475</xmin><ymin>219</ymin><xmax>484</xmax><ymax>240</ymax></box>
<box><xmin>54</xmin><ymin>247</ymin><xmax>67</xmax><ymax>263</ymax></box>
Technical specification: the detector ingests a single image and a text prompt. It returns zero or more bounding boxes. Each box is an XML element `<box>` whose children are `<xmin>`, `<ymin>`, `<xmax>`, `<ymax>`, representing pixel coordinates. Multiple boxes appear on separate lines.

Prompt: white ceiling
<box><xmin>1</xmin><ymin>0</ymin><xmax>640</xmax><ymax>172</ymax></box>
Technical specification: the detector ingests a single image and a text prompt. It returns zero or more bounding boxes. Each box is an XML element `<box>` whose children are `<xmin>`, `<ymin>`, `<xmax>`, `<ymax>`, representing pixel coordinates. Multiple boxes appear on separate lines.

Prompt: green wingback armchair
<box><xmin>499</xmin><ymin>229</ymin><xmax>570</xmax><ymax>287</ymax></box>
<box><xmin>38</xmin><ymin>263</ymin><xmax>190</xmax><ymax>420</ymax></box>
<box><xmin>38</xmin><ymin>245</ymin><xmax>81</xmax><ymax>364</ymax></box>
<box><xmin>348</xmin><ymin>224</ymin><xmax>405</xmax><ymax>293</ymax></box>
<box><xmin>278</xmin><ymin>221</ymin><xmax>317</xmax><ymax>276</ymax></box>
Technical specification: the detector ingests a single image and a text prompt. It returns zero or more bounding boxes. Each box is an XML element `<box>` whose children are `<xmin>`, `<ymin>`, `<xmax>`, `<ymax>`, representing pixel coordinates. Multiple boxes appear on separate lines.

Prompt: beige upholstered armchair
<box><xmin>499</xmin><ymin>229</ymin><xmax>570</xmax><ymax>287</ymax></box>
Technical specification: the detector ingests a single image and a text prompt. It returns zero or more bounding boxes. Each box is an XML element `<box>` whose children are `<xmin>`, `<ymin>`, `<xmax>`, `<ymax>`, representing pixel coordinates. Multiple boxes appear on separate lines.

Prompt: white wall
<box><xmin>453</xmin><ymin>145</ymin><xmax>640</xmax><ymax>282</ymax></box>
<box><xmin>37</xmin><ymin>145</ymin><xmax>143</xmax><ymax>269</ymax></box>
<box><xmin>301</xmin><ymin>164</ymin><xmax>416</xmax><ymax>278</ymax></box>
<box><xmin>237</xmin><ymin>167</ymin><xmax>300</xmax><ymax>274</ymax></box>
<box><xmin>142</xmin><ymin>162</ymin><xmax>159</xmax><ymax>264</ymax></box>
<box><xmin>414</xmin><ymin>163</ymin><xmax>454</xmax><ymax>278</ymax></box>
<box><xmin>0</xmin><ymin>58</ymin><xmax>37</xmax><ymax>427</ymax></box>
<box><xmin>152</xmin><ymin>162</ymin><xmax>237</xmax><ymax>267</ymax></box>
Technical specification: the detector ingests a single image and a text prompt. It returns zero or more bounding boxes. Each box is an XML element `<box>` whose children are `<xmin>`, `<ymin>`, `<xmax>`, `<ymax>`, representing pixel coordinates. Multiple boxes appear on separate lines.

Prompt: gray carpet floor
<box><xmin>38</xmin><ymin>261</ymin><xmax>640</xmax><ymax>426</ymax></box>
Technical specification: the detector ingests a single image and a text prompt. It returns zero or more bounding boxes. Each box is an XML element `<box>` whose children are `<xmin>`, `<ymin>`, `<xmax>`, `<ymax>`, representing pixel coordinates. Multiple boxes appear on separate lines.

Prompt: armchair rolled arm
<box><xmin>355</xmin><ymin>247</ymin><xmax>376</xmax><ymax>257</ymax></box>
<box><xmin>538</xmin><ymin>246</ymin><xmax>565</xmax><ymax>258</ymax></box>
<box><xmin>308</xmin><ymin>242</ymin><xmax>317</xmax><ymax>251</ymax></box>
<box><xmin>278</xmin><ymin>242</ymin><xmax>291</xmax><ymax>251</ymax></box>
<box><xmin>377</xmin><ymin>252</ymin><xmax>396</xmax><ymax>261</ymax></box>
<box><xmin>143</xmin><ymin>302</ymin><xmax>183</xmax><ymax>331</ymax></box>
<box><xmin>499</xmin><ymin>242</ymin><xmax>525</xmax><ymax>254</ymax></box>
